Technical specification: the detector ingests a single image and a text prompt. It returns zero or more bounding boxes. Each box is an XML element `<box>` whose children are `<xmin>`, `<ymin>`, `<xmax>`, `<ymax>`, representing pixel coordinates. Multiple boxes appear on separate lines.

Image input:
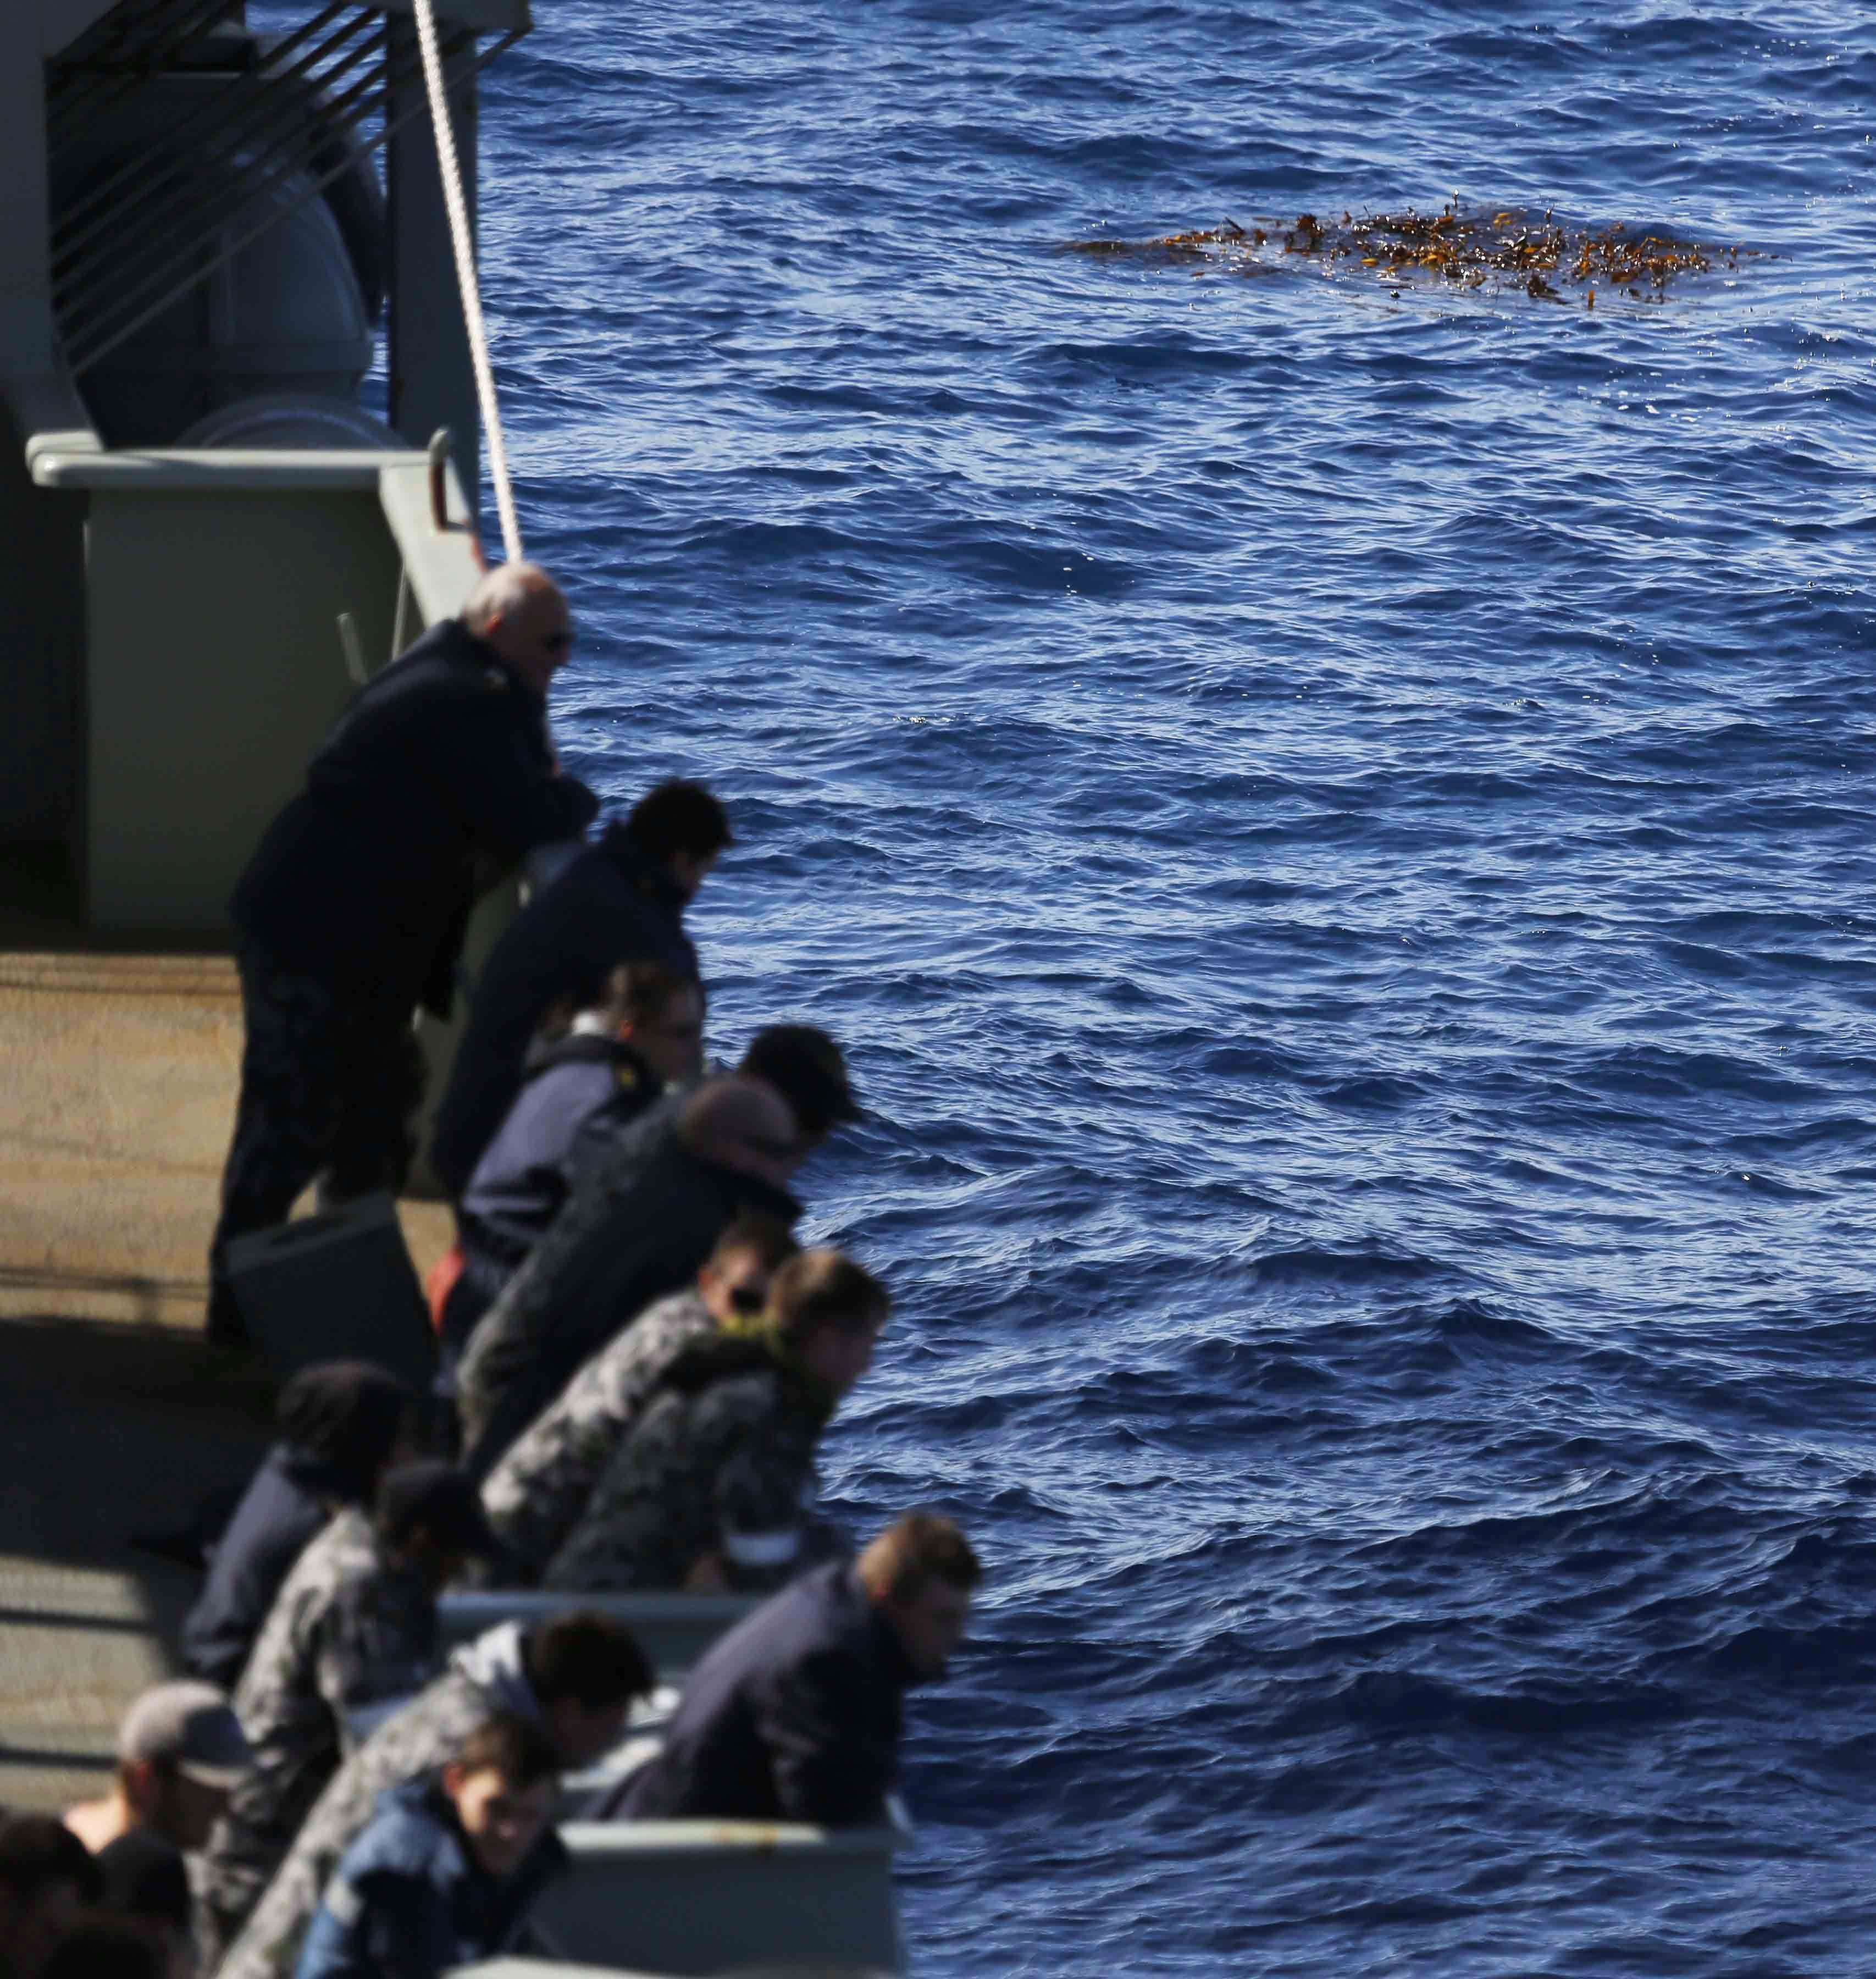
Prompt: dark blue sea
<box><xmin>480</xmin><ymin>5</ymin><xmax>1876</xmax><ymax>1971</ymax></box>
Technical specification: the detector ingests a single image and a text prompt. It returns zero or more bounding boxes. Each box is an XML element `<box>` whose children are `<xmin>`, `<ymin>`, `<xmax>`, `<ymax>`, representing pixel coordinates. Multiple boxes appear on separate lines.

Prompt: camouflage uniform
<box><xmin>195</xmin><ymin>1506</ymin><xmax>440</xmax><ymax>1969</ymax></box>
<box><xmin>480</xmin><ymin>1290</ymin><xmax>715</xmax><ymax>1582</ymax></box>
<box><xmin>213</xmin><ymin>1622</ymin><xmax>539</xmax><ymax>1979</ymax></box>
<box><xmin>207</xmin><ymin>945</ymin><xmax>425</xmax><ymax>1341</ymax></box>
<box><xmin>540</xmin><ymin>1340</ymin><xmax>834</xmax><ymax>1595</ymax></box>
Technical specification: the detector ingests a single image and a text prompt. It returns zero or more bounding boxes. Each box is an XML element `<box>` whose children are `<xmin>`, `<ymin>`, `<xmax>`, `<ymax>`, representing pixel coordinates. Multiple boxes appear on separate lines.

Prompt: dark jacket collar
<box><xmin>598</xmin><ymin>820</ymin><xmax>686</xmax><ymax>908</ymax></box>
<box><xmin>428</xmin><ymin>617</ymin><xmax>545</xmax><ymax>704</ymax></box>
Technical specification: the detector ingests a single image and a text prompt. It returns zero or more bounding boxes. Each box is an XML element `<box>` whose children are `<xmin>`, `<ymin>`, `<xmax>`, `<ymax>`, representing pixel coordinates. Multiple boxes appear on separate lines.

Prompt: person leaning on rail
<box><xmin>214</xmin><ymin>1612</ymin><xmax>652</xmax><ymax>1979</ymax></box>
<box><xmin>204</xmin><ymin>562</ymin><xmax>600</xmax><ymax>1345</ymax></box>
<box><xmin>617</xmin><ymin>1512</ymin><xmax>981</xmax><ymax>1827</ymax></box>
<box><xmin>480</xmin><ymin>1212</ymin><xmax>800</xmax><ymax>1583</ymax></box>
<box><xmin>541</xmin><ymin>1247</ymin><xmax>887</xmax><ymax>1596</ymax></box>
<box><xmin>453</xmin><ymin>1024</ymin><xmax>860</xmax><ymax>1479</ymax></box>
<box><xmin>195</xmin><ymin>1463</ymin><xmax>501</xmax><ymax>1970</ymax></box>
<box><xmin>292</xmin><ymin>1713</ymin><xmax>567</xmax><ymax>1979</ymax></box>
<box><xmin>428</xmin><ymin>777</ymin><xmax>733</xmax><ymax>1201</ymax></box>
<box><xmin>182</xmin><ymin>1362</ymin><xmax>423</xmax><ymax>1695</ymax></box>
<box><xmin>438</xmin><ymin>959</ymin><xmax>707</xmax><ymax>1363</ymax></box>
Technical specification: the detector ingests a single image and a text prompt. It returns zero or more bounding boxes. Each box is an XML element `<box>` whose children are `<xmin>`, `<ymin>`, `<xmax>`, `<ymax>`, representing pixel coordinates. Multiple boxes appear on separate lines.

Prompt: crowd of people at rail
<box><xmin>0</xmin><ymin>562</ymin><xmax>981</xmax><ymax>1979</ymax></box>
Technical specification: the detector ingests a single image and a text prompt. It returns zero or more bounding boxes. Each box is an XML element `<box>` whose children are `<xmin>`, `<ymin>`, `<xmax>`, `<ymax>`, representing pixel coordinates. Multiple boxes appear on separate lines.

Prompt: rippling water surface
<box><xmin>473</xmin><ymin>4</ymin><xmax>1876</xmax><ymax>1969</ymax></box>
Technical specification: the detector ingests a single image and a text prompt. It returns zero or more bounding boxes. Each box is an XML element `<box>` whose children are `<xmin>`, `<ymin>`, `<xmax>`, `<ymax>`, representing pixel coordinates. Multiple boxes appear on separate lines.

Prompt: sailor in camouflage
<box><xmin>195</xmin><ymin>1464</ymin><xmax>497</xmax><ymax>1968</ymax></box>
<box><xmin>542</xmin><ymin>1250</ymin><xmax>887</xmax><ymax>1595</ymax></box>
<box><xmin>480</xmin><ymin>1215</ymin><xmax>800</xmax><ymax>1582</ymax></box>
<box><xmin>212</xmin><ymin>1613</ymin><xmax>651</xmax><ymax>1979</ymax></box>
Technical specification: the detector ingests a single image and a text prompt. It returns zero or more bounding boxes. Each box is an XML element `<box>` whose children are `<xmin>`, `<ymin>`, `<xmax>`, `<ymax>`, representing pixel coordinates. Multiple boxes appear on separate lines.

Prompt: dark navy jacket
<box><xmin>457</xmin><ymin>1035</ymin><xmax>662</xmax><ymax>1270</ymax></box>
<box><xmin>457</xmin><ymin>1109</ymin><xmax>801</xmax><ymax>1479</ymax></box>
<box><xmin>293</xmin><ymin>1775</ymin><xmax>567</xmax><ymax>1979</ymax></box>
<box><xmin>232</xmin><ymin>618</ymin><xmax>597</xmax><ymax>1014</ymax></box>
<box><xmin>429</xmin><ymin>823</ymin><xmax>699</xmax><ymax>1198</ymax></box>
<box><xmin>182</xmin><ymin>1444</ymin><xmax>339</xmax><ymax>1691</ymax></box>
<box><xmin>622</xmin><ymin>1561</ymin><xmax>911</xmax><ymax>1826</ymax></box>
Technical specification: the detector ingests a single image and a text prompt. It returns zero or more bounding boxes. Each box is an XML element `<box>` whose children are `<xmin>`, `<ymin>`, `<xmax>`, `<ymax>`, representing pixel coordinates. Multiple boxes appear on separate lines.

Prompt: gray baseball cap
<box><xmin>118</xmin><ymin>1681</ymin><xmax>252</xmax><ymax>1787</ymax></box>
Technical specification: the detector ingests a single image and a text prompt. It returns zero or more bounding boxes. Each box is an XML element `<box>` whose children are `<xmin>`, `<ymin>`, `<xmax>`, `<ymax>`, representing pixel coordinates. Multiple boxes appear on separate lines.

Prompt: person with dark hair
<box><xmin>196</xmin><ymin>1463</ymin><xmax>500</xmax><ymax>1967</ymax></box>
<box><xmin>39</xmin><ymin>1916</ymin><xmax>174</xmax><ymax>1979</ymax></box>
<box><xmin>183</xmin><ymin>1363</ymin><xmax>420</xmax><ymax>1691</ymax></box>
<box><xmin>207</xmin><ymin>561</ymin><xmax>600</xmax><ymax>1342</ymax></box>
<box><xmin>544</xmin><ymin>1250</ymin><xmax>887</xmax><ymax>1595</ymax></box>
<box><xmin>215</xmin><ymin>1613</ymin><xmax>652</xmax><ymax>1979</ymax></box>
<box><xmin>439</xmin><ymin>960</ymin><xmax>706</xmax><ymax>1359</ymax></box>
<box><xmin>292</xmin><ymin>1714</ymin><xmax>565</xmax><ymax>1979</ymax></box>
<box><xmin>0</xmin><ymin>1816</ymin><xmax>102</xmax><ymax>1979</ymax></box>
<box><xmin>92</xmin><ymin>1830</ymin><xmax>192</xmax><ymax>1960</ymax></box>
<box><xmin>429</xmin><ymin>778</ymin><xmax>732</xmax><ymax>1201</ymax></box>
<box><xmin>482</xmin><ymin>1213</ymin><xmax>799</xmax><ymax>1582</ymax></box>
<box><xmin>455</xmin><ymin>1024</ymin><xmax>858</xmax><ymax>1478</ymax></box>
<box><xmin>622</xmin><ymin>1512</ymin><xmax>981</xmax><ymax>1827</ymax></box>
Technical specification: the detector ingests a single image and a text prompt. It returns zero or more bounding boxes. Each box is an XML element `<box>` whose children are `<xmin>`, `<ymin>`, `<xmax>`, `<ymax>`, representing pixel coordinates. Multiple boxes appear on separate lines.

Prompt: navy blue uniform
<box><xmin>292</xmin><ymin>1776</ymin><xmax>566</xmax><ymax>1979</ymax></box>
<box><xmin>183</xmin><ymin>1445</ymin><xmax>343</xmax><ymax>1691</ymax></box>
<box><xmin>442</xmin><ymin>1035</ymin><xmax>662</xmax><ymax>1355</ymax></box>
<box><xmin>621</xmin><ymin>1561</ymin><xmax>911</xmax><ymax>1826</ymax></box>
<box><xmin>428</xmin><ymin>823</ymin><xmax>699</xmax><ymax>1201</ymax></box>
<box><xmin>208</xmin><ymin>619</ymin><xmax>597</xmax><ymax>1340</ymax></box>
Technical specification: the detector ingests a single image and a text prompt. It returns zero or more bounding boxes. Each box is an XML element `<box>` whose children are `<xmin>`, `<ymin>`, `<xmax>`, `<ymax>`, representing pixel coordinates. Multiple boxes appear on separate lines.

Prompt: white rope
<box><xmin>411</xmin><ymin>0</ymin><xmax>524</xmax><ymax>565</ymax></box>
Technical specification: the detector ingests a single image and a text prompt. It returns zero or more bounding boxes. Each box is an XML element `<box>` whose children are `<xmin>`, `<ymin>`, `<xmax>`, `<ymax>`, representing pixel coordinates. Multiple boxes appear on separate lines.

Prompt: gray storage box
<box><xmin>225</xmin><ymin>1191</ymin><xmax>435</xmax><ymax>1391</ymax></box>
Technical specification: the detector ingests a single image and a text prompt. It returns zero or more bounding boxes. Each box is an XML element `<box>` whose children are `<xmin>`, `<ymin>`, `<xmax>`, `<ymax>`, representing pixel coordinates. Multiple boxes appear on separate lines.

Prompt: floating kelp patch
<box><xmin>1070</xmin><ymin>203</ymin><xmax>1756</xmax><ymax>304</ymax></box>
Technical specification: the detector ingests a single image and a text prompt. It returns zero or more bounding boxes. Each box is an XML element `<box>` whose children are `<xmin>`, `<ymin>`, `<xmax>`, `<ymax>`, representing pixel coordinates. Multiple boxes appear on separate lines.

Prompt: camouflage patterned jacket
<box><xmin>480</xmin><ymin>1290</ymin><xmax>715</xmax><ymax>1582</ymax></box>
<box><xmin>195</xmin><ymin>1506</ymin><xmax>441</xmax><ymax>1969</ymax></box>
<box><xmin>213</xmin><ymin>1621</ymin><xmax>540</xmax><ymax>1979</ymax></box>
<box><xmin>540</xmin><ymin>1339</ymin><xmax>835</xmax><ymax>1595</ymax></box>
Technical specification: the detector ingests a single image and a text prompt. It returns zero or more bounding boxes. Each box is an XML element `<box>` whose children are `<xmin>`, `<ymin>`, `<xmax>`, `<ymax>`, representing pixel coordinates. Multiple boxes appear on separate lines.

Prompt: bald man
<box><xmin>209</xmin><ymin>564</ymin><xmax>600</xmax><ymax>1343</ymax></box>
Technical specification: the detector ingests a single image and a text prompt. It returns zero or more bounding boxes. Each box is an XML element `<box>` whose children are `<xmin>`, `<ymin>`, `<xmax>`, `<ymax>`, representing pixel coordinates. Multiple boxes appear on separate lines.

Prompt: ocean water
<box><xmin>474</xmin><ymin>5</ymin><xmax>1876</xmax><ymax>1971</ymax></box>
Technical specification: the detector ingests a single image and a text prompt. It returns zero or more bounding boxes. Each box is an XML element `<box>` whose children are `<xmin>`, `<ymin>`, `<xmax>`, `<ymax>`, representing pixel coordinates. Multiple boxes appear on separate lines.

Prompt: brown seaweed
<box><xmin>1069</xmin><ymin>202</ymin><xmax>1753</xmax><ymax>302</ymax></box>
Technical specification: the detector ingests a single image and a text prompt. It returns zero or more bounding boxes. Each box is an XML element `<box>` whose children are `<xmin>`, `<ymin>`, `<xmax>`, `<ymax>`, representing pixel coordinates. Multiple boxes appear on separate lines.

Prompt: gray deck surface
<box><xmin>0</xmin><ymin>864</ymin><xmax>451</xmax><ymax>1811</ymax></box>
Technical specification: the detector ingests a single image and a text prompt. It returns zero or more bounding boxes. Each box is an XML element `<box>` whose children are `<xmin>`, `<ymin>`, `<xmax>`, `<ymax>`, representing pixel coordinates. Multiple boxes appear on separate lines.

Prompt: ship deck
<box><xmin>0</xmin><ymin>847</ymin><xmax>450</xmax><ymax>1810</ymax></box>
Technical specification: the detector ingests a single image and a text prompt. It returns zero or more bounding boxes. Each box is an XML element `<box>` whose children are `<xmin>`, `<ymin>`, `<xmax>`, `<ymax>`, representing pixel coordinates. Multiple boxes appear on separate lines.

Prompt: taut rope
<box><xmin>411</xmin><ymin>0</ymin><xmax>524</xmax><ymax>565</ymax></box>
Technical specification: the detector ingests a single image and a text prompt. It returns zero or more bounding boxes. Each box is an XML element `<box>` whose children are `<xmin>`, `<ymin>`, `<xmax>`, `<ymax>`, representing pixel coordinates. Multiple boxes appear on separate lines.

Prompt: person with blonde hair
<box><xmin>619</xmin><ymin>1511</ymin><xmax>981</xmax><ymax>1825</ymax></box>
<box><xmin>541</xmin><ymin>1248</ymin><xmax>888</xmax><ymax>1595</ymax></box>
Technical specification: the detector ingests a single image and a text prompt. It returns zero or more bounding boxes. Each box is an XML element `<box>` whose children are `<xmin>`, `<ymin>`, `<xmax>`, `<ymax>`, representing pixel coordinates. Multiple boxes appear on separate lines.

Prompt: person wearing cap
<box><xmin>67</xmin><ymin>1682</ymin><xmax>253</xmax><ymax>1860</ymax></box>
<box><xmin>208</xmin><ymin>562</ymin><xmax>601</xmax><ymax>1344</ymax></box>
<box><xmin>183</xmin><ymin>1362</ymin><xmax>422</xmax><ymax>1694</ymax></box>
<box><xmin>194</xmin><ymin>1463</ymin><xmax>499</xmax><ymax>1967</ymax></box>
<box><xmin>481</xmin><ymin>1213</ymin><xmax>800</xmax><ymax>1583</ymax></box>
<box><xmin>63</xmin><ymin>1682</ymin><xmax>250</xmax><ymax>1978</ymax></box>
<box><xmin>215</xmin><ymin>1613</ymin><xmax>652</xmax><ymax>1979</ymax></box>
<box><xmin>429</xmin><ymin>778</ymin><xmax>732</xmax><ymax>1203</ymax></box>
<box><xmin>543</xmin><ymin>1249</ymin><xmax>887</xmax><ymax>1595</ymax></box>
<box><xmin>454</xmin><ymin>1022</ymin><xmax>859</xmax><ymax>1479</ymax></box>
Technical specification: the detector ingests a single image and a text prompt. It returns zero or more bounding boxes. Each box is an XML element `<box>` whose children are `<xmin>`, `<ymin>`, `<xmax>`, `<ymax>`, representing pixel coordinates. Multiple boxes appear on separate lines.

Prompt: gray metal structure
<box><xmin>0</xmin><ymin>0</ymin><xmax>527</xmax><ymax>934</ymax></box>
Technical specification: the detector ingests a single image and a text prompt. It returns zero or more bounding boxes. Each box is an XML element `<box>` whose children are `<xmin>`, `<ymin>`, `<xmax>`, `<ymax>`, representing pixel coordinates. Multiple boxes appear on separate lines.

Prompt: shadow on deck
<box><xmin>0</xmin><ymin>1314</ymin><xmax>276</xmax><ymax>1810</ymax></box>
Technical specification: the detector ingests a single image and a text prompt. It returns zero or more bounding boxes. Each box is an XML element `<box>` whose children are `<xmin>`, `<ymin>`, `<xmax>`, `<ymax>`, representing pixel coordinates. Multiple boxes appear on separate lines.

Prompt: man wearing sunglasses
<box><xmin>208</xmin><ymin>562</ymin><xmax>597</xmax><ymax>1344</ymax></box>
